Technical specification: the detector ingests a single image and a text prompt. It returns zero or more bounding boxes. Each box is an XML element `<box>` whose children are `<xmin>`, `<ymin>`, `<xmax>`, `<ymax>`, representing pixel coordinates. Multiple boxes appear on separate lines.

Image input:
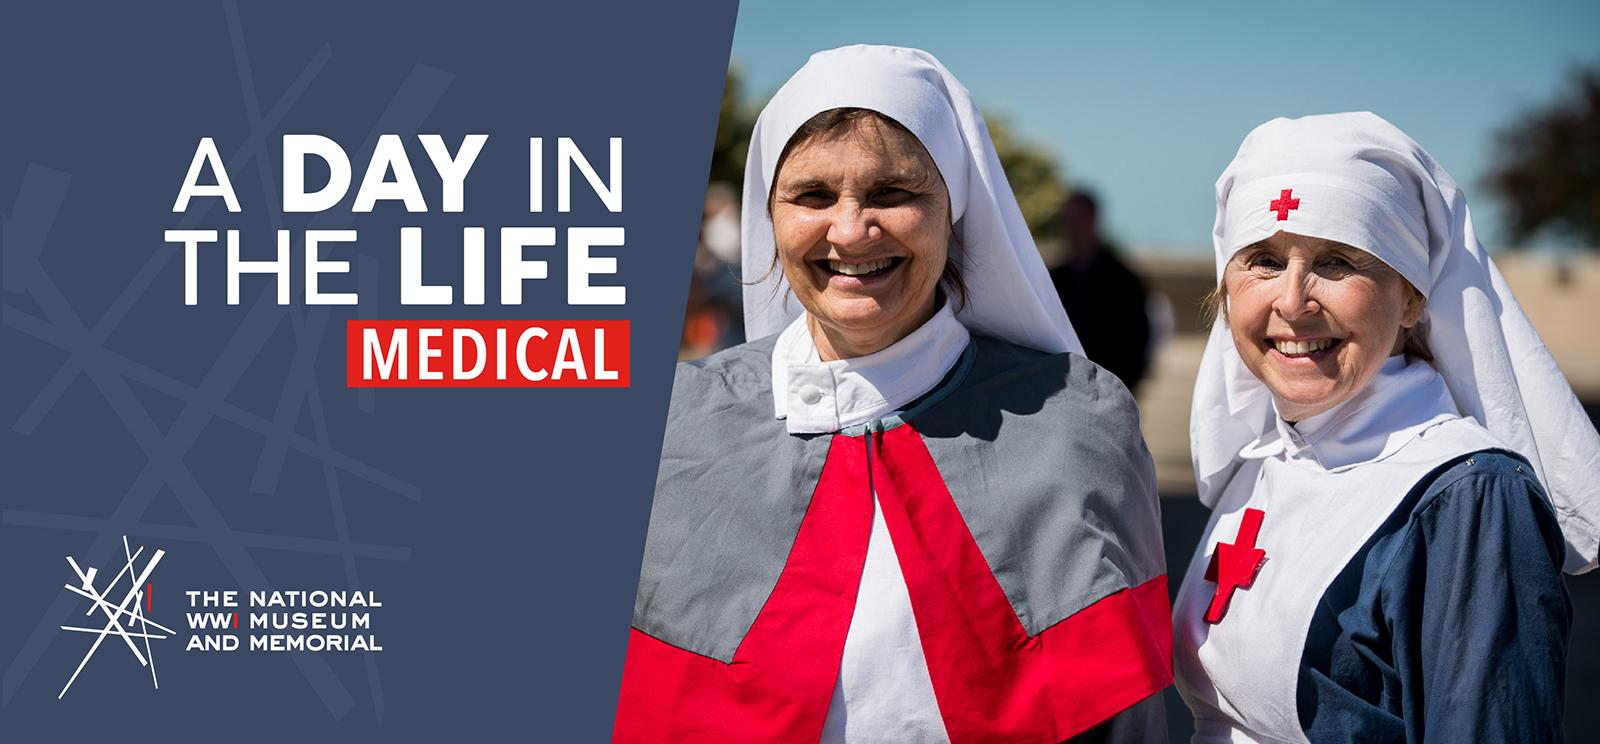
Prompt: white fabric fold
<box><xmin>1190</xmin><ymin>111</ymin><xmax>1600</xmax><ymax>574</ymax></box>
<box><xmin>1235</xmin><ymin>355</ymin><xmax>1462</xmax><ymax>471</ymax></box>
<box><xmin>772</xmin><ymin>300</ymin><xmax>970</xmax><ymax>434</ymax></box>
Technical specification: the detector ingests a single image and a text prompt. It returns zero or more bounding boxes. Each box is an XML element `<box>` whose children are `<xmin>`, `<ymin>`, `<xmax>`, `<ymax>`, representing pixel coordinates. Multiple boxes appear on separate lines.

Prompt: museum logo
<box><xmin>56</xmin><ymin>536</ymin><xmax>171</xmax><ymax>699</ymax></box>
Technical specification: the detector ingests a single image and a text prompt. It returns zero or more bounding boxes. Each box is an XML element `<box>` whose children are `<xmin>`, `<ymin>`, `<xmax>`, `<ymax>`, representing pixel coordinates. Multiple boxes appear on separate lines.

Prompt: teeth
<box><xmin>828</xmin><ymin>258</ymin><xmax>895</xmax><ymax>276</ymax></box>
<box><xmin>1273</xmin><ymin>338</ymin><xmax>1334</xmax><ymax>355</ymax></box>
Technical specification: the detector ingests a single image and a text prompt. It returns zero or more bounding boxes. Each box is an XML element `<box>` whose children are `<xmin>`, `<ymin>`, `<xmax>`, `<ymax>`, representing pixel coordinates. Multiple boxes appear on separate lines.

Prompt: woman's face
<box><xmin>1223</xmin><ymin>231</ymin><xmax>1423</xmax><ymax>421</ymax></box>
<box><xmin>771</xmin><ymin>116</ymin><xmax>950</xmax><ymax>360</ymax></box>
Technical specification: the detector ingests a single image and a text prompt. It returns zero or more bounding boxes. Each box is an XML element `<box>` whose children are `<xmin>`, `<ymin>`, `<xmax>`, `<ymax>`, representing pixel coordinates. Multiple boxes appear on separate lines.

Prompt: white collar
<box><xmin>1239</xmin><ymin>355</ymin><xmax>1462</xmax><ymax>471</ymax></box>
<box><xmin>771</xmin><ymin>302</ymin><xmax>971</xmax><ymax>434</ymax></box>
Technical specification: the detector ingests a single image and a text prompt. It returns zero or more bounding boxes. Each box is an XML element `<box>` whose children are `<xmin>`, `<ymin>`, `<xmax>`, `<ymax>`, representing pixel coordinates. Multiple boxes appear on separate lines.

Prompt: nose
<box><xmin>825</xmin><ymin>203</ymin><xmax>881</xmax><ymax>252</ymax></box>
<box><xmin>1273</xmin><ymin>263</ymin><xmax>1319</xmax><ymax>321</ymax></box>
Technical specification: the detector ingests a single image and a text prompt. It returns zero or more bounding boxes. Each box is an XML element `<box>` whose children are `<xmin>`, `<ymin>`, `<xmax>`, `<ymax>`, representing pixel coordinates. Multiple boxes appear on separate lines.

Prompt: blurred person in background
<box><xmin>680</xmin><ymin>183</ymin><xmax>745</xmax><ymax>358</ymax></box>
<box><xmin>1049</xmin><ymin>190</ymin><xmax>1154</xmax><ymax>394</ymax></box>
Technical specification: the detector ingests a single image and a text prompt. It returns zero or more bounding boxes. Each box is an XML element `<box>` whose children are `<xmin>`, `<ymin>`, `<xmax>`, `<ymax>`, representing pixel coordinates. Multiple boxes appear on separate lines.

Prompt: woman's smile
<box><xmin>815</xmin><ymin>256</ymin><xmax>907</xmax><ymax>288</ymax></box>
<box><xmin>1264</xmin><ymin>335</ymin><xmax>1342</xmax><ymax>366</ymax></box>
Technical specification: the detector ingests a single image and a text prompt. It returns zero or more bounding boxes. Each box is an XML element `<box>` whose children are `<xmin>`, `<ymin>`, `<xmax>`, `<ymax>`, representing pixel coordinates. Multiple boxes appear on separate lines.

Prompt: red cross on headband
<box><xmin>1269</xmin><ymin>189</ymin><xmax>1300</xmax><ymax>220</ymax></box>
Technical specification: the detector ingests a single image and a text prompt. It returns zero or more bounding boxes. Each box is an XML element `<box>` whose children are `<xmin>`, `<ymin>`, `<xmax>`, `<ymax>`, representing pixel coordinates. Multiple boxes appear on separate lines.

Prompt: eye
<box><xmin>869</xmin><ymin>187</ymin><xmax>916</xmax><ymax>207</ymax></box>
<box><xmin>1247</xmin><ymin>252</ymin><xmax>1284</xmax><ymax>271</ymax></box>
<box><xmin>789</xmin><ymin>190</ymin><xmax>836</xmax><ymax>208</ymax></box>
<box><xmin>1316</xmin><ymin>254</ymin><xmax>1356</xmax><ymax>275</ymax></box>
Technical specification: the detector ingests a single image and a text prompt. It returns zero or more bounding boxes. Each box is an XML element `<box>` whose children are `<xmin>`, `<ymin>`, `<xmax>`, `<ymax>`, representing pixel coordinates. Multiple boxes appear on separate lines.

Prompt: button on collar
<box><xmin>799</xmin><ymin>384</ymin><xmax>824</xmax><ymax>406</ymax></box>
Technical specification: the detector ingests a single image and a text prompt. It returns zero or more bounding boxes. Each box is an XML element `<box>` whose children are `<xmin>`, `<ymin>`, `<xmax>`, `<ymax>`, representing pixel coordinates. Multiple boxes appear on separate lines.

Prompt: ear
<box><xmin>1399</xmin><ymin>286</ymin><xmax>1425</xmax><ymax>329</ymax></box>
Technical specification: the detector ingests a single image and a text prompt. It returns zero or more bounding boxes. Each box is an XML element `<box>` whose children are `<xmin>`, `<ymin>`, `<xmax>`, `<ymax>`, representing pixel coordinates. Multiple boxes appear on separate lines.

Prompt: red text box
<box><xmin>347</xmin><ymin>320</ymin><xmax>630</xmax><ymax>388</ymax></box>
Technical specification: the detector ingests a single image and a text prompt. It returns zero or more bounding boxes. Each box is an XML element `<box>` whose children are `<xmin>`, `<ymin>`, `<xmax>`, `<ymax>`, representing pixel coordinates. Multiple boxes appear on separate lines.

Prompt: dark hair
<box><xmin>762</xmin><ymin>107</ymin><xmax>969</xmax><ymax>311</ymax></box>
<box><xmin>1401</xmin><ymin>312</ymin><xmax>1434</xmax><ymax>362</ymax></box>
<box><xmin>1064</xmin><ymin>189</ymin><xmax>1098</xmax><ymax>218</ymax></box>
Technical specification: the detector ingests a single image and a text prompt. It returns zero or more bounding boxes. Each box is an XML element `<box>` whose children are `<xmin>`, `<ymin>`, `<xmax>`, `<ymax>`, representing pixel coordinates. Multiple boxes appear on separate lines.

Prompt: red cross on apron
<box><xmin>1204</xmin><ymin>507</ymin><xmax>1268</xmax><ymax>624</ymax></box>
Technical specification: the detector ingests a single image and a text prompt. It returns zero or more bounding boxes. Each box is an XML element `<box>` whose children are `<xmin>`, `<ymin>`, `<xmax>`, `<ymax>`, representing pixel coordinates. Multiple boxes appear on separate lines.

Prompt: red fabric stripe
<box><xmin>871</xmin><ymin>424</ymin><xmax>1174</xmax><ymax>743</ymax></box>
<box><xmin>613</xmin><ymin>434</ymin><xmax>872</xmax><ymax>743</ymax></box>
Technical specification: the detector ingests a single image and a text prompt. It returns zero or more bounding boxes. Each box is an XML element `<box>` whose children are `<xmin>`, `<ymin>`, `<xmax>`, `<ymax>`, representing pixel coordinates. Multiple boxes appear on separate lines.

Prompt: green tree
<box><xmin>1487</xmin><ymin>64</ymin><xmax>1600</xmax><ymax>248</ymax></box>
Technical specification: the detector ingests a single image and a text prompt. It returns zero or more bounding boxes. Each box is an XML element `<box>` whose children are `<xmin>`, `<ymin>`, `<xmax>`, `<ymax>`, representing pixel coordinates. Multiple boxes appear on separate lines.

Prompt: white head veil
<box><xmin>1190</xmin><ymin>111</ymin><xmax>1600</xmax><ymax>574</ymax></box>
<box><xmin>739</xmin><ymin>44</ymin><xmax>1080</xmax><ymax>355</ymax></box>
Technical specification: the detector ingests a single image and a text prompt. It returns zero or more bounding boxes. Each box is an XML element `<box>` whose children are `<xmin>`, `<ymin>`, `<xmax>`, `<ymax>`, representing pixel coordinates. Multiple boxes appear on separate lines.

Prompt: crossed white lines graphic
<box><xmin>2</xmin><ymin>1</ymin><xmax>431</xmax><ymax>718</ymax></box>
<box><xmin>57</xmin><ymin>536</ymin><xmax>172</xmax><ymax>699</ymax></box>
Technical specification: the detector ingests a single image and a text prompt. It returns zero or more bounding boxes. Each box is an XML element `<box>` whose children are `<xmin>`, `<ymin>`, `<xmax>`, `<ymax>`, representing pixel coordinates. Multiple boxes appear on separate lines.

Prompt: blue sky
<box><xmin>730</xmin><ymin>1</ymin><xmax>1600</xmax><ymax>256</ymax></box>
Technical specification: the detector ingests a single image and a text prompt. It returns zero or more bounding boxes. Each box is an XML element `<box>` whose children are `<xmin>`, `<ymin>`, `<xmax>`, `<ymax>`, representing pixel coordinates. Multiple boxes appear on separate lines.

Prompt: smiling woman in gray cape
<box><xmin>614</xmin><ymin>45</ymin><xmax>1173</xmax><ymax>744</ymax></box>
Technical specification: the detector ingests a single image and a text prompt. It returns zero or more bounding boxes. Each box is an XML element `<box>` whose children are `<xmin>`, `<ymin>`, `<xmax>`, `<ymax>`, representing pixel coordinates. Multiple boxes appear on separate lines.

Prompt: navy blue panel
<box><xmin>0</xmin><ymin>2</ymin><xmax>737</xmax><ymax>741</ymax></box>
<box><xmin>1297</xmin><ymin>450</ymin><xmax>1570</xmax><ymax>743</ymax></box>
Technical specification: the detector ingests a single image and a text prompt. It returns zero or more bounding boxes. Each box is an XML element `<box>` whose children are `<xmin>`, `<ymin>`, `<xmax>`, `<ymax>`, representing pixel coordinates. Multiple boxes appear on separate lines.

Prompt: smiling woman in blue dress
<box><xmin>1174</xmin><ymin>112</ymin><xmax>1600</xmax><ymax>743</ymax></box>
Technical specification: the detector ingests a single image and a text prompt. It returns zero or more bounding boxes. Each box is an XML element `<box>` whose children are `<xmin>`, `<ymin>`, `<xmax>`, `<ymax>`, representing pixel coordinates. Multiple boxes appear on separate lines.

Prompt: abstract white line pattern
<box><xmin>57</xmin><ymin>536</ymin><xmax>170</xmax><ymax>699</ymax></box>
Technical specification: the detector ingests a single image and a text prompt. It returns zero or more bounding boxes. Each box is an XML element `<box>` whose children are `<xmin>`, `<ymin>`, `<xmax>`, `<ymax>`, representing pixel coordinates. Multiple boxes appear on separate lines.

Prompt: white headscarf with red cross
<box><xmin>1191</xmin><ymin>111</ymin><xmax>1600</xmax><ymax>574</ymax></box>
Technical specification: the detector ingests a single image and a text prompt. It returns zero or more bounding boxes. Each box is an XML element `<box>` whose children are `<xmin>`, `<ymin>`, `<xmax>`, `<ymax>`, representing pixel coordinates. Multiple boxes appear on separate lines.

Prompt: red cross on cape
<box><xmin>1204</xmin><ymin>507</ymin><xmax>1267</xmax><ymax>624</ymax></box>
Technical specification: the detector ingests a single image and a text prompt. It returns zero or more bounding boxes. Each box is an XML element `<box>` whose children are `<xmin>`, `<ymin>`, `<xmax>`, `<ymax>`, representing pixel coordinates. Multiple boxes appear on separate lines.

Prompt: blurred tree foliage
<box><xmin>706</xmin><ymin>71</ymin><xmax>1068</xmax><ymax>238</ymax></box>
<box><xmin>986</xmin><ymin>114</ymin><xmax>1067</xmax><ymax>240</ymax></box>
<box><xmin>707</xmin><ymin>67</ymin><xmax>756</xmax><ymax>187</ymax></box>
<box><xmin>1487</xmin><ymin>64</ymin><xmax>1600</xmax><ymax>248</ymax></box>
